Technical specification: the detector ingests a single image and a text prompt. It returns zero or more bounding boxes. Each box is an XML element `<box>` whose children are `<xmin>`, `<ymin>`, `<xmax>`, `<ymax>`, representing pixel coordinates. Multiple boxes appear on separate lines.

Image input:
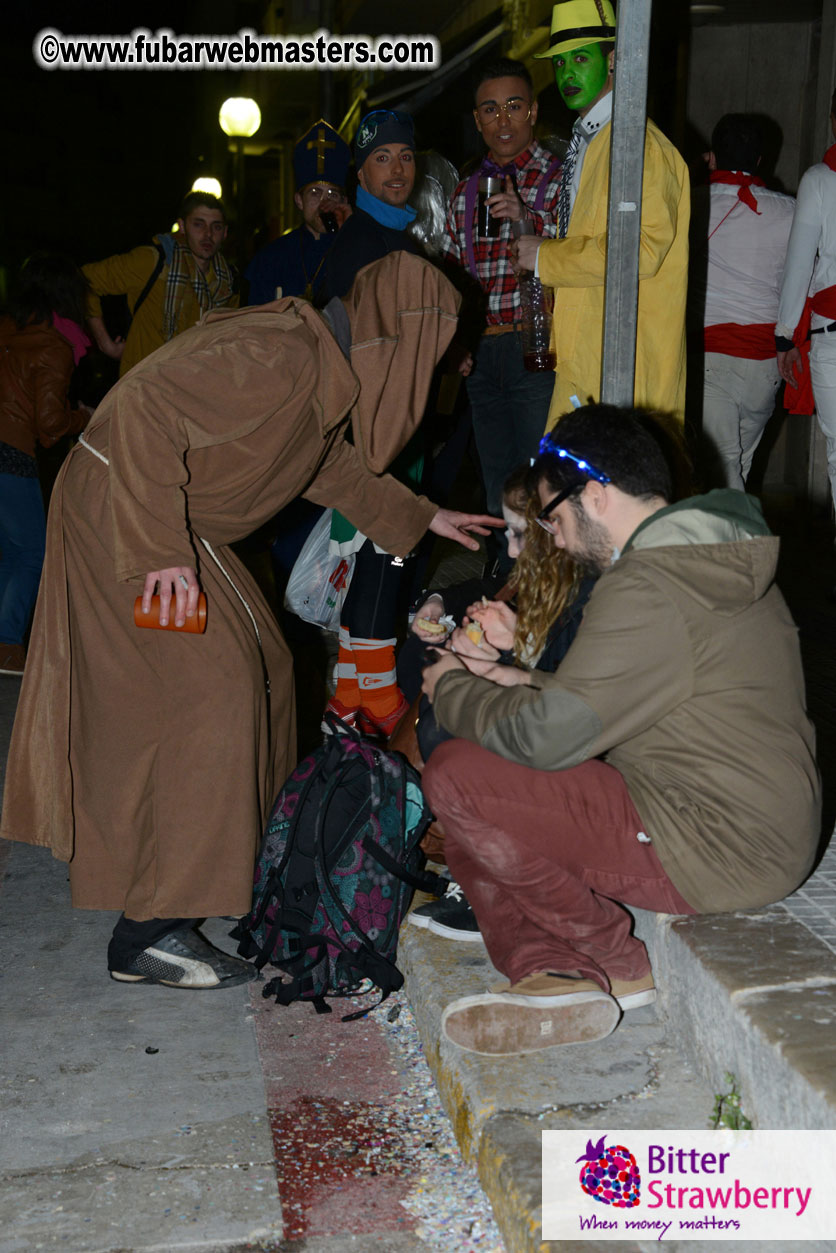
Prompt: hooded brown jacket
<box><xmin>431</xmin><ymin>491</ymin><xmax>820</xmax><ymax>913</ymax></box>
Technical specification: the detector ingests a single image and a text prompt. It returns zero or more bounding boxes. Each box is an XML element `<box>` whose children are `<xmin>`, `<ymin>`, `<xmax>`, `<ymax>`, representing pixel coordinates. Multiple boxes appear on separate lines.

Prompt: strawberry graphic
<box><xmin>577</xmin><ymin>1135</ymin><xmax>641</xmax><ymax>1208</ymax></box>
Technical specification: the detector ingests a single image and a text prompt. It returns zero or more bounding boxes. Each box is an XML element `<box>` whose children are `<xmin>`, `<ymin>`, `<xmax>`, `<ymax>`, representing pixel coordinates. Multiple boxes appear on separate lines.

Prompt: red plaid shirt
<box><xmin>441</xmin><ymin>141</ymin><xmax>561</xmax><ymax>327</ymax></box>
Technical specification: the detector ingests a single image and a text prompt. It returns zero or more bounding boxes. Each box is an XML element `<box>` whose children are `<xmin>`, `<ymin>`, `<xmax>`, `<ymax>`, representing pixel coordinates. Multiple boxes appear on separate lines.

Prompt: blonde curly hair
<box><xmin>501</xmin><ymin>468</ymin><xmax>581</xmax><ymax>667</ymax></box>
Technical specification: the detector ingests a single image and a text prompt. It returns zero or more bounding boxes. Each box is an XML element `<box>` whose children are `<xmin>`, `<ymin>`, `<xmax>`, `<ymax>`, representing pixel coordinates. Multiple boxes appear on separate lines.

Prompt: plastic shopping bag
<box><xmin>284</xmin><ymin>510</ymin><xmax>354</xmax><ymax>630</ymax></box>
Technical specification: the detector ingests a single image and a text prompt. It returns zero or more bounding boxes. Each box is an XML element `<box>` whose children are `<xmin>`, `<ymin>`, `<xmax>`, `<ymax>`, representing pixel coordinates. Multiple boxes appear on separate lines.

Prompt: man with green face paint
<box><xmin>517</xmin><ymin>0</ymin><xmax>689</xmax><ymax>428</ymax></box>
<box><xmin>554</xmin><ymin>42</ymin><xmax>610</xmax><ymax>115</ymax></box>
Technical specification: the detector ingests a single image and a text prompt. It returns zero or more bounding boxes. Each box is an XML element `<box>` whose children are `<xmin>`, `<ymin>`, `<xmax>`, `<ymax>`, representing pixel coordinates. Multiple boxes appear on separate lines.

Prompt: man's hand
<box><xmin>88</xmin><ymin>315</ymin><xmax>125</xmax><ymax>361</ymax></box>
<box><xmin>141</xmin><ymin>566</ymin><xmax>200</xmax><ymax>628</ymax></box>
<box><xmin>467</xmin><ymin>600</ymin><xmax>517</xmax><ymax>652</ymax></box>
<box><xmin>778</xmin><ymin>346</ymin><xmax>802</xmax><ymax>387</ymax></box>
<box><xmin>511</xmin><ymin>234</ymin><xmax>542</xmax><ymax>274</ymax></box>
<box><xmin>428</xmin><ymin>508</ymin><xmax>504</xmax><ymax>552</ymax></box>
<box><xmin>465</xmin><ymin>661</ymin><xmax>532</xmax><ymax>687</ymax></box>
<box><xmin>487</xmin><ymin>175</ymin><xmax>526</xmax><ymax>223</ymax></box>
<box><xmin>445</xmin><ymin>339</ymin><xmax>474</xmax><ymax>377</ymax></box>
<box><xmin>421</xmin><ymin>646</ymin><xmax>465</xmax><ymax>702</ymax></box>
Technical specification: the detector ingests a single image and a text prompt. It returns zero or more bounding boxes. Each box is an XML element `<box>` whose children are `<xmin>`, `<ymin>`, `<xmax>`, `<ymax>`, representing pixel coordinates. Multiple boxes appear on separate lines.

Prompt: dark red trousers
<box><xmin>422</xmin><ymin>741</ymin><xmax>695</xmax><ymax>991</ymax></box>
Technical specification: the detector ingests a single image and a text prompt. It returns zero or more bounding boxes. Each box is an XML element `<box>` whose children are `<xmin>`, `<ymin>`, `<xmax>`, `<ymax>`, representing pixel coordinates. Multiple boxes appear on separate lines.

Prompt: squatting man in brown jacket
<box><xmin>421</xmin><ymin>405</ymin><xmax>821</xmax><ymax>1056</ymax></box>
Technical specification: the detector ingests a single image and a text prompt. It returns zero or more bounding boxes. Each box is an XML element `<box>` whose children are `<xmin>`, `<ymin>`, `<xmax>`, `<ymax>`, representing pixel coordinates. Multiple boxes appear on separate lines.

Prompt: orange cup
<box><xmin>133</xmin><ymin>592</ymin><xmax>207</xmax><ymax>633</ymax></box>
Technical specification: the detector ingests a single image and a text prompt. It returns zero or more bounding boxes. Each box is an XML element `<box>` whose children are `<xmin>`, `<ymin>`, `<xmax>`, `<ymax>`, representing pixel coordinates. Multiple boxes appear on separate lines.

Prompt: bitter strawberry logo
<box><xmin>577</xmin><ymin>1135</ymin><xmax>641</xmax><ymax>1207</ymax></box>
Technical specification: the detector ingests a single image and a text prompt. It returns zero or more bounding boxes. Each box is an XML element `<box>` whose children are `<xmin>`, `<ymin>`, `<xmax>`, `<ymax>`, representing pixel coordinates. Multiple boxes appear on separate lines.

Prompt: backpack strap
<box><xmin>131</xmin><ymin>241</ymin><xmax>167</xmax><ymax>320</ymax></box>
<box><xmin>311</xmin><ymin>742</ymin><xmax>407</xmax><ymax>994</ymax></box>
<box><xmin>245</xmin><ymin>748</ymin><xmax>329</xmax><ymax>938</ymax></box>
<box><xmin>360</xmin><ymin>834</ymin><xmax>447</xmax><ymax>895</ymax></box>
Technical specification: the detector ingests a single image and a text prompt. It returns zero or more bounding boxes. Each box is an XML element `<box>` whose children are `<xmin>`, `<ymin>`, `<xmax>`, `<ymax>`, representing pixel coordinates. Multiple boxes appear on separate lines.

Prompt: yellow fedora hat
<box><xmin>533</xmin><ymin>0</ymin><xmax>617</xmax><ymax>59</ymax></box>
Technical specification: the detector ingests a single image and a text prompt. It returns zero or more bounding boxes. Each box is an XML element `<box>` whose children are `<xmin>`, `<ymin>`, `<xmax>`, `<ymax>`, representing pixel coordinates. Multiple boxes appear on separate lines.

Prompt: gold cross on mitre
<box><xmin>307</xmin><ymin>124</ymin><xmax>336</xmax><ymax>175</ymax></box>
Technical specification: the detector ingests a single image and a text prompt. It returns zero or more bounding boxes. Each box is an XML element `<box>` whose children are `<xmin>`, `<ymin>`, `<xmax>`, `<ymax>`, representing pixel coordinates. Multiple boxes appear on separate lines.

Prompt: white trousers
<box><xmin>810</xmin><ymin>332</ymin><xmax>836</xmax><ymax>512</ymax></box>
<box><xmin>701</xmin><ymin>353</ymin><xmax>781</xmax><ymax>490</ymax></box>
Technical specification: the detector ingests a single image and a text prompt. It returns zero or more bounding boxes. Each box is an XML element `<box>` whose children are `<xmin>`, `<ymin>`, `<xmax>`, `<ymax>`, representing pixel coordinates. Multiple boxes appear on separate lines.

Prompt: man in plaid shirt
<box><xmin>442</xmin><ymin>56</ymin><xmax>561</xmax><ymax>569</ymax></box>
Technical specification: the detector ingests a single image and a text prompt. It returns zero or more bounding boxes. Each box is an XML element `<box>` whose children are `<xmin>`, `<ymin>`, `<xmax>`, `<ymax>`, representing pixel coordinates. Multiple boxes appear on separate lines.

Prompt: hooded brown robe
<box><xmin>1</xmin><ymin>254</ymin><xmax>459</xmax><ymax>920</ymax></box>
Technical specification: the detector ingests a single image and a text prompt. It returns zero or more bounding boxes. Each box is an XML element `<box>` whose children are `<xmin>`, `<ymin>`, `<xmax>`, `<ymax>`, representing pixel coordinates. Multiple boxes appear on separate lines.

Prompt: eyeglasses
<box><xmin>475</xmin><ymin>98</ymin><xmax>532</xmax><ymax>123</ymax></box>
<box><xmin>302</xmin><ymin>185</ymin><xmax>346</xmax><ymax>203</ymax></box>
<box><xmin>535</xmin><ymin>437</ymin><xmax>611</xmax><ymax>534</ymax></box>
<box><xmin>535</xmin><ymin>484</ymin><xmax>584</xmax><ymax>533</ymax></box>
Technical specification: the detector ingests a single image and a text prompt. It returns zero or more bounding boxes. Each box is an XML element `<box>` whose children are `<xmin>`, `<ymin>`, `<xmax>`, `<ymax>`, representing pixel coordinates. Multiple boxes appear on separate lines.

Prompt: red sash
<box><xmin>704</xmin><ymin>322</ymin><xmax>774</xmax><ymax>360</ymax></box>
<box><xmin>785</xmin><ymin>286</ymin><xmax>836</xmax><ymax>416</ymax></box>
<box><xmin>783</xmin><ymin>148</ymin><xmax>836</xmax><ymax>414</ymax></box>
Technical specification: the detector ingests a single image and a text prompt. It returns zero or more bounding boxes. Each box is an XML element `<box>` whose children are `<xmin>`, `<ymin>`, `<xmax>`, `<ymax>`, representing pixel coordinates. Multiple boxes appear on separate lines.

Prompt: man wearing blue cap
<box><xmin>322</xmin><ymin>109</ymin><xmax>419</xmax><ymax>302</ymax></box>
<box><xmin>319</xmin><ymin>110</ymin><xmax>424</xmax><ymax>736</ymax></box>
<box><xmin>246</xmin><ymin>119</ymin><xmax>351</xmax><ymax>305</ymax></box>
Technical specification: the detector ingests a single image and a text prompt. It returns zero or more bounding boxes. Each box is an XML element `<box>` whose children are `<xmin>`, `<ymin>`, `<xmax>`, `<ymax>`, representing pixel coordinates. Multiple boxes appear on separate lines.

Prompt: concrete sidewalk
<box><xmin>0</xmin><ymin>837</ymin><xmax>282</xmax><ymax>1252</ymax></box>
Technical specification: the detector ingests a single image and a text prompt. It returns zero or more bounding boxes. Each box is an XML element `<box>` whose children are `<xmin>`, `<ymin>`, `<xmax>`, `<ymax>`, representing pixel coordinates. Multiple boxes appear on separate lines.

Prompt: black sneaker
<box><xmin>408</xmin><ymin>881</ymin><xmax>482</xmax><ymax>942</ymax></box>
<box><xmin>110</xmin><ymin>926</ymin><xmax>257</xmax><ymax>989</ymax></box>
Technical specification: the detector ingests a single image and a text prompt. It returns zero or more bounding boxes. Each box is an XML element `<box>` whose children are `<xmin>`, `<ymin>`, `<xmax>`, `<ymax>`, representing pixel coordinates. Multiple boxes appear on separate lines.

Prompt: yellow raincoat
<box><xmin>538</xmin><ymin>117</ymin><xmax>689</xmax><ymax>427</ymax></box>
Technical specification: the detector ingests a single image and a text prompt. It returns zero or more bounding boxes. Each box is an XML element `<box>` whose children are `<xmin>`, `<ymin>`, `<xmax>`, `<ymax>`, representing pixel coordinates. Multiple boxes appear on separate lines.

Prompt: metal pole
<box><xmin>600</xmin><ymin>0</ymin><xmax>652</xmax><ymax>407</ymax></box>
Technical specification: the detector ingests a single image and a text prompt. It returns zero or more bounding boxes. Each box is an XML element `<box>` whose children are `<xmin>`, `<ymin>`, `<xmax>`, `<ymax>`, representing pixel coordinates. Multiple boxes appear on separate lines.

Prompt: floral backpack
<box><xmin>233</xmin><ymin>717</ymin><xmax>445</xmax><ymax>1017</ymax></box>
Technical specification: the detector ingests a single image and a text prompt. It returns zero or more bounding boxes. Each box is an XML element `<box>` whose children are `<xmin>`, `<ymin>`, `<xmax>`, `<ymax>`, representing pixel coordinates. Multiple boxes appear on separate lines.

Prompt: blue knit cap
<box><xmin>354</xmin><ymin>109</ymin><xmax>415</xmax><ymax>170</ymax></box>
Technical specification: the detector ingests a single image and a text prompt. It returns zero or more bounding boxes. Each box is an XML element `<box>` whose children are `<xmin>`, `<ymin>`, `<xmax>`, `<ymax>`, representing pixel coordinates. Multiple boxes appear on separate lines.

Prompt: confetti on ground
<box><xmin>265</xmin><ymin>983</ymin><xmax>504</xmax><ymax>1249</ymax></box>
<box><xmin>374</xmin><ymin>990</ymin><xmax>506</xmax><ymax>1253</ymax></box>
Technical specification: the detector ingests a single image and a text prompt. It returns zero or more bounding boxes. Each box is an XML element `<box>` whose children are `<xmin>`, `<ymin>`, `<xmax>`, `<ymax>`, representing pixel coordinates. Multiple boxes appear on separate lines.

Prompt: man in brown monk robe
<box><xmin>0</xmin><ymin>253</ymin><xmax>499</xmax><ymax>990</ymax></box>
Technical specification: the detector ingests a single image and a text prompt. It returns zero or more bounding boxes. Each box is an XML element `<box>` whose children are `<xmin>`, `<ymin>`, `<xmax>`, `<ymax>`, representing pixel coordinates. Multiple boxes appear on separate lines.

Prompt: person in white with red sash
<box><xmin>691</xmin><ymin>114</ymin><xmax>794</xmax><ymax>490</ymax></box>
<box><xmin>777</xmin><ymin>89</ymin><xmax>836</xmax><ymax>512</ymax></box>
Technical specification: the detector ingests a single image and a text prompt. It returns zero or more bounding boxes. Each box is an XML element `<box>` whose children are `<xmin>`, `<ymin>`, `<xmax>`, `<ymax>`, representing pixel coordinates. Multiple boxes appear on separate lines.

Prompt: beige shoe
<box><xmin>441</xmin><ymin>972</ymin><xmax>620</xmax><ymax>1056</ymax></box>
<box><xmin>491</xmin><ymin>971</ymin><xmax>657</xmax><ymax>1010</ymax></box>
<box><xmin>609</xmin><ymin>972</ymin><xmax>656</xmax><ymax>1010</ymax></box>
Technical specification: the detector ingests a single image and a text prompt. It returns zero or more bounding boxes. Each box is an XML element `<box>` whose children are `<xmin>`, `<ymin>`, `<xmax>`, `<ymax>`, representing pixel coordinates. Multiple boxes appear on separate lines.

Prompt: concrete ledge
<box><xmin>642</xmin><ymin>905</ymin><xmax>836</xmax><ymax>1129</ymax></box>
<box><xmin>399</xmin><ymin>923</ymin><xmax>666</xmax><ymax>1164</ymax></box>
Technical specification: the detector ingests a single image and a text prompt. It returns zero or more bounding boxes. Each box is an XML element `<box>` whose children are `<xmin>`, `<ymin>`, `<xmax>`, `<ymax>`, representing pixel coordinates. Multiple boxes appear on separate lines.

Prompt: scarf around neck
<box><xmin>51</xmin><ymin>313</ymin><xmax>91</xmax><ymax>365</ymax></box>
<box><xmin>356</xmin><ymin>185</ymin><xmax>417</xmax><ymax>231</ymax></box>
<box><xmin>162</xmin><ymin>236</ymin><xmax>236</xmax><ymax>341</ymax></box>
<box><xmin>709</xmin><ymin>169</ymin><xmax>766</xmax><ymax>214</ymax></box>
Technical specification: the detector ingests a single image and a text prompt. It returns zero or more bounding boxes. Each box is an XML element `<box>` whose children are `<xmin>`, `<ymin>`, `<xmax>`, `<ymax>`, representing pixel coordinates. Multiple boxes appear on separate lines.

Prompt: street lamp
<box><xmin>219</xmin><ymin>98</ymin><xmax>261</xmax><ymax>141</ymax></box>
<box><xmin>191</xmin><ymin>176</ymin><xmax>223</xmax><ymax>198</ymax></box>
<box><xmin>219</xmin><ymin>98</ymin><xmax>261</xmax><ymax>271</ymax></box>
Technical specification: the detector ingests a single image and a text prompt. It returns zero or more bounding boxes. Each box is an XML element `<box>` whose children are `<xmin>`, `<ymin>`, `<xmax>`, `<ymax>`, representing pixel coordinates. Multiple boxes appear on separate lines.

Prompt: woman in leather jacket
<box><xmin>0</xmin><ymin>253</ymin><xmax>91</xmax><ymax>674</ymax></box>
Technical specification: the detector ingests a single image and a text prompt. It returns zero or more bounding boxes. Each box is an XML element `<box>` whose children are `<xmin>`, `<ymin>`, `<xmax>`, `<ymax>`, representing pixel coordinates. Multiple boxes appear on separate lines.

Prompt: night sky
<box><xmin>2</xmin><ymin>3</ymin><xmax>265</xmax><ymax>271</ymax></box>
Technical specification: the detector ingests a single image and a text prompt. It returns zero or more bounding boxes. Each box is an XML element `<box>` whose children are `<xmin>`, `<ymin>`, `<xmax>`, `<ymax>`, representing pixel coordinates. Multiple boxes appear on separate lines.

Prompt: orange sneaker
<box><xmin>356</xmin><ymin>692</ymin><xmax>410</xmax><ymax>740</ymax></box>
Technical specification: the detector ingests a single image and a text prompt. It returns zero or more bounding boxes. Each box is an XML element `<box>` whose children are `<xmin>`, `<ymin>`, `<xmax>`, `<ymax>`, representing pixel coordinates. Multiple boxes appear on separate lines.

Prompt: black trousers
<box><xmin>107</xmin><ymin>915</ymin><xmax>195</xmax><ymax>970</ymax></box>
